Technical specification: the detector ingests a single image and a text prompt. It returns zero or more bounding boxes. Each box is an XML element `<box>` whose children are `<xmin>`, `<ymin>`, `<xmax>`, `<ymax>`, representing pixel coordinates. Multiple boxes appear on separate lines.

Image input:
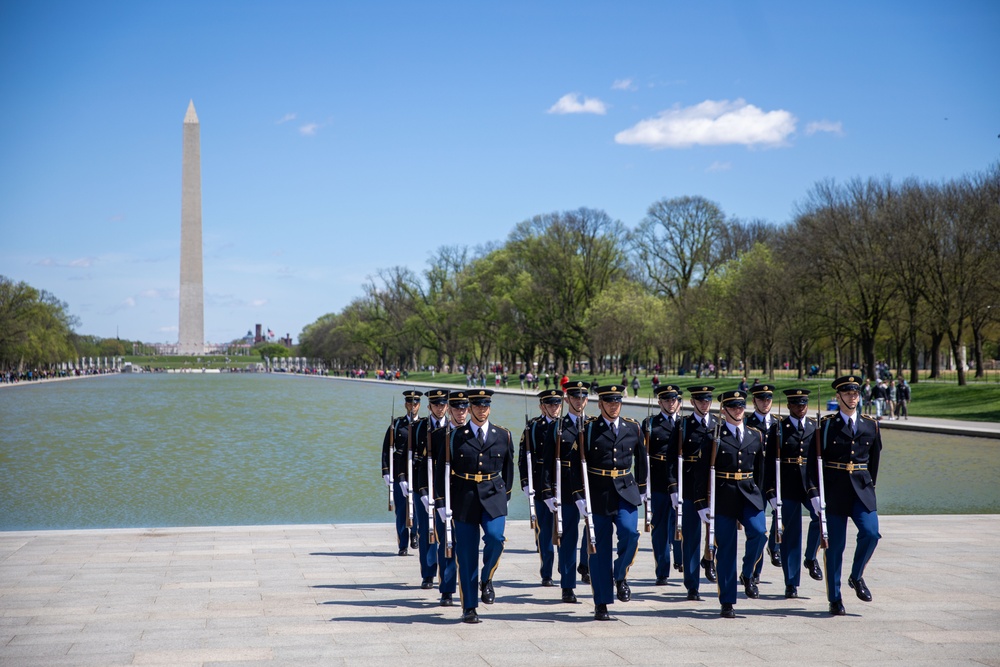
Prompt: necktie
<box><xmin>478</xmin><ymin>427</ymin><xmax>486</xmax><ymax>444</ymax></box>
<box><xmin>798</xmin><ymin>420</ymin><xmax>804</xmax><ymax>437</ymax></box>
<box><xmin>736</xmin><ymin>427</ymin><xmax>742</xmax><ymax>442</ymax></box>
<box><xmin>612</xmin><ymin>421</ymin><xmax>618</xmax><ymax>436</ymax></box>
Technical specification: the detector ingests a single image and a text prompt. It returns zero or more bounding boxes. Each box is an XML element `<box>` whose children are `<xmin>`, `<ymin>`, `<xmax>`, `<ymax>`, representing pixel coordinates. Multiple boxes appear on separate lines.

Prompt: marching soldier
<box><xmin>518</xmin><ymin>388</ymin><xmax>563</xmax><ymax>587</ymax></box>
<box><xmin>427</xmin><ymin>391</ymin><xmax>466</xmax><ymax>608</ymax></box>
<box><xmin>808</xmin><ymin>375</ymin><xmax>882</xmax><ymax>616</ymax></box>
<box><xmin>764</xmin><ymin>388</ymin><xmax>823</xmax><ymax>599</ymax></box>
<box><xmin>575</xmin><ymin>384</ymin><xmax>647</xmax><ymax>621</ymax></box>
<box><xmin>381</xmin><ymin>389</ymin><xmax>422</xmax><ymax>556</ymax></box>
<box><xmin>642</xmin><ymin>384</ymin><xmax>684</xmax><ymax>586</ymax></box>
<box><xmin>667</xmin><ymin>385</ymin><xmax>716</xmax><ymax>602</ymax></box>
<box><xmin>434</xmin><ymin>389</ymin><xmax>514</xmax><ymax>624</ymax></box>
<box><xmin>412</xmin><ymin>388</ymin><xmax>448</xmax><ymax>589</ymax></box>
<box><xmin>745</xmin><ymin>382</ymin><xmax>781</xmax><ymax>585</ymax></box>
<box><xmin>695</xmin><ymin>390</ymin><xmax>766</xmax><ymax>618</ymax></box>
<box><xmin>541</xmin><ymin>380</ymin><xmax>589</xmax><ymax>603</ymax></box>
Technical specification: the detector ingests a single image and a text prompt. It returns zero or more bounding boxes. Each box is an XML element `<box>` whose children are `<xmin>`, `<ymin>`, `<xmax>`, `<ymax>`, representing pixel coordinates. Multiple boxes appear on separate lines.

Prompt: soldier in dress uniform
<box><xmin>428</xmin><ymin>390</ymin><xmax>467</xmax><ymax>608</ymax></box>
<box><xmin>745</xmin><ymin>382</ymin><xmax>781</xmax><ymax>585</ymax></box>
<box><xmin>541</xmin><ymin>380</ymin><xmax>589</xmax><ymax>604</ymax></box>
<box><xmin>518</xmin><ymin>388</ymin><xmax>563</xmax><ymax>587</ymax></box>
<box><xmin>433</xmin><ymin>389</ymin><xmax>514</xmax><ymax>624</ymax></box>
<box><xmin>412</xmin><ymin>389</ymin><xmax>447</xmax><ymax>589</ymax></box>
<box><xmin>808</xmin><ymin>375</ymin><xmax>882</xmax><ymax>616</ymax></box>
<box><xmin>381</xmin><ymin>389</ymin><xmax>422</xmax><ymax>556</ymax></box>
<box><xmin>695</xmin><ymin>390</ymin><xmax>767</xmax><ymax>618</ymax></box>
<box><xmin>667</xmin><ymin>385</ymin><xmax>716</xmax><ymax>601</ymax></box>
<box><xmin>764</xmin><ymin>388</ymin><xmax>823</xmax><ymax>599</ymax></box>
<box><xmin>574</xmin><ymin>384</ymin><xmax>647</xmax><ymax>621</ymax></box>
<box><xmin>642</xmin><ymin>383</ymin><xmax>684</xmax><ymax>586</ymax></box>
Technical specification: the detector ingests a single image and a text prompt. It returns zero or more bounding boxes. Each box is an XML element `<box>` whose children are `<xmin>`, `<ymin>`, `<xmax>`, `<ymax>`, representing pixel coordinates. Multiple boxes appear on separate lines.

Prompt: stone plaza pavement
<box><xmin>1</xmin><ymin>516</ymin><xmax>998</xmax><ymax>667</ymax></box>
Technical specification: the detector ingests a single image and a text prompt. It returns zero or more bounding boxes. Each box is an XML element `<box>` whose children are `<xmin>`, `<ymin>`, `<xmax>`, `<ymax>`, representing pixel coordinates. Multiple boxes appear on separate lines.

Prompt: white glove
<box><xmin>399</xmin><ymin>481</ymin><xmax>409</xmax><ymax>496</ymax></box>
<box><xmin>640</xmin><ymin>493</ymin><xmax>648</xmax><ymax>504</ymax></box>
<box><xmin>383</xmin><ymin>474</ymin><xmax>392</xmax><ymax>487</ymax></box>
<box><xmin>670</xmin><ymin>492</ymin><xmax>679</xmax><ymax>510</ymax></box>
<box><xmin>698</xmin><ymin>508</ymin><xmax>711</xmax><ymax>524</ymax></box>
<box><xmin>437</xmin><ymin>507</ymin><xmax>447</xmax><ymax>522</ymax></box>
<box><xmin>421</xmin><ymin>495</ymin><xmax>429</xmax><ymax>513</ymax></box>
<box><xmin>544</xmin><ymin>497</ymin><xmax>557</xmax><ymax>514</ymax></box>
<box><xmin>810</xmin><ymin>497</ymin><xmax>822</xmax><ymax>515</ymax></box>
<box><xmin>522</xmin><ymin>486</ymin><xmax>531</xmax><ymax>501</ymax></box>
<box><xmin>769</xmin><ymin>497</ymin><xmax>778</xmax><ymax>512</ymax></box>
<box><xmin>575</xmin><ymin>499</ymin><xmax>587</xmax><ymax>515</ymax></box>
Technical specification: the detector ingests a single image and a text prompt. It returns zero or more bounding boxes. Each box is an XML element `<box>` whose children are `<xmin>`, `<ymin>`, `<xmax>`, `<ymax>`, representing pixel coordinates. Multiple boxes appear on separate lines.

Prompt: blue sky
<box><xmin>1</xmin><ymin>1</ymin><xmax>997</xmax><ymax>346</ymax></box>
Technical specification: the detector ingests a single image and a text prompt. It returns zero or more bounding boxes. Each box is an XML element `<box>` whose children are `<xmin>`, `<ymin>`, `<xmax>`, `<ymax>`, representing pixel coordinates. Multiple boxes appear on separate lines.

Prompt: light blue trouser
<box><xmin>588</xmin><ymin>500</ymin><xmax>639</xmax><ymax>605</ymax></box>
<box><xmin>681</xmin><ymin>498</ymin><xmax>703</xmax><ymax>593</ymax></box>
<box><xmin>433</xmin><ymin>513</ymin><xmax>456</xmax><ymax>596</ymax></box>
<box><xmin>454</xmin><ymin>513</ymin><xmax>506</xmax><ymax>610</ymax></box>
<box><xmin>392</xmin><ymin>482</ymin><xmax>410</xmax><ymax>551</ymax></box>
<box><xmin>715</xmin><ymin>506</ymin><xmax>766</xmax><ymax>605</ymax></box>
<box><xmin>650</xmin><ymin>491</ymin><xmax>682</xmax><ymax>579</ymax></box>
<box><xmin>825</xmin><ymin>500</ymin><xmax>880</xmax><ymax>603</ymax></box>
<box><xmin>416</xmin><ymin>497</ymin><xmax>437</xmax><ymax>579</ymax></box>
<box><xmin>779</xmin><ymin>500</ymin><xmax>820</xmax><ymax>587</ymax></box>
<box><xmin>555</xmin><ymin>498</ymin><xmax>581</xmax><ymax>589</ymax></box>
<box><xmin>532</xmin><ymin>496</ymin><xmax>555</xmax><ymax>580</ymax></box>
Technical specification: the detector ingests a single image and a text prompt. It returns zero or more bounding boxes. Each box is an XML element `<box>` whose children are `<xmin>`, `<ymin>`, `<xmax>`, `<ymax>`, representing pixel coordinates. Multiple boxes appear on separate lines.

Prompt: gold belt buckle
<box><xmin>795</xmin><ymin>456</ymin><xmax>804</xmax><ymax>465</ymax></box>
<box><xmin>846</xmin><ymin>463</ymin><xmax>856</xmax><ymax>473</ymax></box>
<box><xmin>474</xmin><ymin>473</ymin><xmax>484</xmax><ymax>482</ymax></box>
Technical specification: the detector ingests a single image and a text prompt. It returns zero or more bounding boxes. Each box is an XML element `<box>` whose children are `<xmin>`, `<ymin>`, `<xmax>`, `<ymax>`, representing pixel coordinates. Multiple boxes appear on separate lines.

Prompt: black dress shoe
<box><xmin>397</xmin><ymin>548</ymin><xmax>408</xmax><ymax>556</ymax></box>
<box><xmin>674</xmin><ymin>562</ymin><xmax>683</xmax><ymax>572</ymax></box>
<box><xmin>562</xmin><ymin>588</ymin><xmax>578</xmax><ymax>603</ymax></box>
<box><xmin>739</xmin><ymin>574</ymin><xmax>759</xmax><ymax>599</ymax></box>
<box><xmin>767</xmin><ymin>546</ymin><xmax>781</xmax><ymax>567</ymax></box>
<box><xmin>720</xmin><ymin>603</ymin><xmax>735</xmax><ymax>619</ymax></box>
<box><xmin>848</xmin><ymin>575</ymin><xmax>872</xmax><ymax>602</ymax></box>
<box><xmin>480</xmin><ymin>580</ymin><xmax>495</xmax><ymax>604</ymax></box>
<box><xmin>701</xmin><ymin>557</ymin><xmax>717</xmax><ymax>583</ymax></box>
<box><xmin>785</xmin><ymin>585</ymin><xmax>798</xmax><ymax>599</ymax></box>
<box><xmin>594</xmin><ymin>603</ymin><xmax>611</xmax><ymax>621</ymax></box>
<box><xmin>421</xmin><ymin>577</ymin><xmax>434</xmax><ymax>589</ymax></box>
<box><xmin>687</xmin><ymin>590</ymin><xmax>702</xmax><ymax>601</ymax></box>
<box><xmin>462</xmin><ymin>608</ymin><xmax>481</xmax><ymax>624</ymax></box>
<box><xmin>440</xmin><ymin>594</ymin><xmax>454</xmax><ymax>607</ymax></box>
<box><xmin>752</xmin><ymin>575</ymin><xmax>759</xmax><ymax>586</ymax></box>
<box><xmin>805</xmin><ymin>558</ymin><xmax>823</xmax><ymax>581</ymax></box>
<box><xmin>829</xmin><ymin>600</ymin><xmax>846</xmax><ymax>616</ymax></box>
<box><xmin>410</xmin><ymin>534</ymin><xmax>419</xmax><ymax>550</ymax></box>
<box><xmin>615</xmin><ymin>579</ymin><xmax>631</xmax><ymax>602</ymax></box>
<box><xmin>655</xmin><ymin>577</ymin><xmax>668</xmax><ymax>586</ymax></box>
<box><xmin>578</xmin><ymin>563</ymin><xmax>591</xmax><ymax>584</ymax></box>
<box><xmin>541</xmin><ymin>577</ymin><xmax>554</xmax><ymax>587</ymax></box>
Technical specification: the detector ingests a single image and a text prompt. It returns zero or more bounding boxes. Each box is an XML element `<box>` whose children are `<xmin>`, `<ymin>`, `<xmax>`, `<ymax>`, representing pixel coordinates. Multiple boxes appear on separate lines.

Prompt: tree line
<box><xmin>299</xmin><ymin>165</ymin><xmax>1000</xmax><ymax>386</ymax></box>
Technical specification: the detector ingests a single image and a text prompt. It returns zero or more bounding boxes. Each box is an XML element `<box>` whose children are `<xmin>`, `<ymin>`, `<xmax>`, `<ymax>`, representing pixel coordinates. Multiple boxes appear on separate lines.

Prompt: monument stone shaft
<box><xmin>178</xmin><ymin>100</ymin><xmax>204</xmax><ymax>355</ymax></box>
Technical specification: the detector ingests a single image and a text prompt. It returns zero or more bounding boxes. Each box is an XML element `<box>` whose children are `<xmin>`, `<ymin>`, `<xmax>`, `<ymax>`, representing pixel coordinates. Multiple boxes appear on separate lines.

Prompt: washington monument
<box><xmin>178</xmin><ymin>100</ymin><xmax>204</xmax><ymax>355</ymax></box>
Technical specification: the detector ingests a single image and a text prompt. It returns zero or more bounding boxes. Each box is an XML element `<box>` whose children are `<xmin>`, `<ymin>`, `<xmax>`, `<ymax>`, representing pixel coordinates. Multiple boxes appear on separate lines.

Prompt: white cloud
<box><xmin>35</xmin><ymin>256</ymin><xmax>94</xmax><ymax>268</ymax></box>
<box><xmin>276</xmin><ymin>112</ymin><xmax>297</xmax><ymax>124</ymax></box>
<box><xmin>612</xmin><ymin>78</ymin><xmax>637</xmax><ymax>92</ymax></box>
<box><xmin>122</xmin><ymin>297</ymin><xmax>136</xmax><ymax>307</ymax></box>
<box><xmin>299</xmin><ymin>122</ymin><xmax>320</xmax><ymax>136</ymax></box>
<box><xmin>615</xmin><ymin>98</ymin><xmax>797</xmax><ymax>149</ymax></box>
<box><xmin>547</xmin><ymin>93</ymin><xmax>608</xmax><ymax>115</ymax></box>
<box><xmin>706</xmin><ymin>161</ymin><xmax>733</xmax><ymax>173</ymax></box>
<box><xmin>805</xmin><ymin>120</ymin><xmax>844</xmax><ymax>136</ymax></box>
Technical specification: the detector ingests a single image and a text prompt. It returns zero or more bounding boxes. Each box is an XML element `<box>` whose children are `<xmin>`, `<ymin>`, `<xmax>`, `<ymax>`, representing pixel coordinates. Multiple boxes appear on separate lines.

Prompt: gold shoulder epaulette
<box><xmin>820</xmin><ymin>414</ymin><xmax>837</xmax><ymax>421</ymax></box>
<box><xmin>860</xmin><ymin>414</ymin><xmax>877</xmax><ymax>422</ymax></box>
<box><xmin>622</xmin><ymin>416</ymin><xmax>639</xmax><ymax>424</ymax></box>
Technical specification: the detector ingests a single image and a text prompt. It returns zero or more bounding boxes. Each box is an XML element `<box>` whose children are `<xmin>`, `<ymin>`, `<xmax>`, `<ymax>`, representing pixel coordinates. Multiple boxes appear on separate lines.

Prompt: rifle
<box><xmin>406</xmin><ymin>416</ymin><xmax>414</xmax><ymax>529</ymax></box>
<box><xmin>388</xmin><ymin>396</ymin><xmax>395</xmax><ymax>512</ymax></box>
<box><xmin>524</xmin><ymin>396</ymin><xmax>537</xmax><ymax>530</ymax></box>
<box><xmin>553</xmin><ymin>402</ymin><xmax>564</xmax><ymax>546</ymax></box>
<box><xmin>773</xmin><ymin>409</ymin><xmax>782</xmax><ymax>545</ymax></box>
<box><xmin>579</xmin><ymin>409</ymin><xmax>597</xmax><ymax>555</ymax></box>
<box><xmin>675</xmin><ymin>407</ymin><xmax>684</xmax><ymax>542</ymax></box>
<box><xmin>427</xmin><ymin>415</ymin><xmax>436</xmax><ymax>544</ymax></box>
<box><xmin>814</xmin><ymin>389</ymin><xmax>829</xmax><ymax>550</ymax></box>
<box><xmin>705</xmin><ymin>419</ymin><xmax>721</xmax><ymax>568</ymax></box>
<box><xmin>643</xmin><ymin>397</ymin><xmax>652</xmax><ymax>533</ymax></box>
<box><xmin>444</xmin><ymin>416</ymin><xmax>454</xmax><ymax>558</ymax></box>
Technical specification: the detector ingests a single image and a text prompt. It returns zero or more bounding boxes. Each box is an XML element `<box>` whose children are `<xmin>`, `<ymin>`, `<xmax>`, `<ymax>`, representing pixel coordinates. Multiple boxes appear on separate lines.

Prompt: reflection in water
<box><xmin>1</xmin><ymin>375</ymin><xmax>996</xmax><ymax>530</ymax></box>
